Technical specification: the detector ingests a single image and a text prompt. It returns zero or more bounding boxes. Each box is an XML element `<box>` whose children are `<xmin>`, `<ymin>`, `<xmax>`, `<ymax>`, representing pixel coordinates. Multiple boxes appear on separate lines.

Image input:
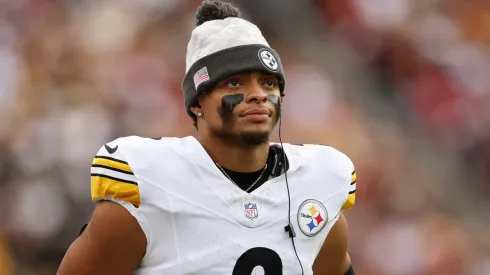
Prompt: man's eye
<box><xmin>226</xmin><ymin>80</ymin><xmax>240</xmax><ymax>88</ymax></box>
<box><xmin>264</xmin><ymin>80</ymin><xmax>277</xmax><ymax>88</ymax></box>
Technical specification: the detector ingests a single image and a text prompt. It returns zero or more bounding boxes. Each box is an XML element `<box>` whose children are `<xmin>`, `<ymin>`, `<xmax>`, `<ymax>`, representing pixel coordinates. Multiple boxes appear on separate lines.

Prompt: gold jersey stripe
<box><xmin>351</xmin><ymin>172</ymin><xmax>356</xmax><ymax>184</ymax></box>
<box><xmin>91</xmin><ymin>175</ymin><xmax>140</xmax><ymax>207</ymax></box>
<box><xmin>341</xmin><ymin>193</ymin><xmax>356</xmax><ymax>210</ymax></box>
<box><xmin>92</xmin><ymin>156</ymin><xmax>132</xmax><ymax>173</ymax></box>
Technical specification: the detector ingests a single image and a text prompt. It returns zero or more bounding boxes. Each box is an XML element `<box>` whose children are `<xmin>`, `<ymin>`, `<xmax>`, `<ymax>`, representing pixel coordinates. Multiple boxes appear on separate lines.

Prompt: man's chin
<box><xmin>239</xmin><ymin>130</ymin><xmax>271</xmax><ymax>146</ymax></box>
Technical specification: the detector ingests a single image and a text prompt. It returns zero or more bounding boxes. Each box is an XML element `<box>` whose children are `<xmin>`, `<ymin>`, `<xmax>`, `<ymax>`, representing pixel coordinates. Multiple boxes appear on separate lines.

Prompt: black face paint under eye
<box><xmin>268</xmin><ymin>94</ymin><xmax>281</xmax><ymax>119</ymax></box>
<box><xmin>267</xmin><ymin>95</ymin><xmax>280</xmax><ymax>109</ymax></box>
<box><xmin>220</xmin><ymin>94</ymin><xmax>244</xmax><ymax>115</ymax></box>
<box><xmin>219</xmin><ymin>94</ymin><xmax>245</xmax><ymax>128</ymax></box>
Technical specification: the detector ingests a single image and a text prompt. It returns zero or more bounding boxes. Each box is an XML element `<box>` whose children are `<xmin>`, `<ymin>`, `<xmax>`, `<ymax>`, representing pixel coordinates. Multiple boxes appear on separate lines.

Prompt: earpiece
<box><xmin>279</xmin><ymin>111</ymin><xmax>304</xmax><ymax>275</ymax></box>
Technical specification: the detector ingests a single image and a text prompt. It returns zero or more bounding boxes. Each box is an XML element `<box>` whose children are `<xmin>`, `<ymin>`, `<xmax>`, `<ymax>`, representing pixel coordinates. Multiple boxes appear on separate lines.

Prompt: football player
<box><xmin>58</xmin><ymin>1</ymin><xmax>357</xmax><ymax>274</ymax></box>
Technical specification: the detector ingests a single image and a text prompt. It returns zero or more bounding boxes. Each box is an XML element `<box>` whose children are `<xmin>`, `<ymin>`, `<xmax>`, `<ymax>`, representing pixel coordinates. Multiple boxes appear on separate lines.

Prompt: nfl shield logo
<box><xmin>244</xmin><ymin>202</ymin><xmax>258</xmax><ymax>220</ymax></box>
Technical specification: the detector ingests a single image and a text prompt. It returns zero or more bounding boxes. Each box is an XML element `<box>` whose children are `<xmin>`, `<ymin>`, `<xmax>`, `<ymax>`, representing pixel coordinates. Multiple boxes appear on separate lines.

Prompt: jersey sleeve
<box><xmin>297</xmin><ymin>143</ymin><xmax>357</xmax><ymax>211</ymax></box>
<box><xmin>89</xmin><ymin>137</ymin><xmax>154</xmax><ymax>262</ymax></box>
<box><xmin>341</xmin><ymin>161</ymin><xmax>356</xmax><ymax>211</ymax></box>
<box><xmin>90</xmin><ymin>141</ymin><xmax>140</xmax><ymax>207</ymax></box>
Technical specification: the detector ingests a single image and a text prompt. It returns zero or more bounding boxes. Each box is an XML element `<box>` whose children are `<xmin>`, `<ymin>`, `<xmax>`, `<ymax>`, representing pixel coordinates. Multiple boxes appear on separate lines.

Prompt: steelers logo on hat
<box><xmin>297</xmin><ymin>199</ymin><xmax>328</xmax><ymax>237</ymax></box>
<box><xmin>258</xmin><ymin>48</ymin><xmax>279</xmax><ymax>71</ymax></box>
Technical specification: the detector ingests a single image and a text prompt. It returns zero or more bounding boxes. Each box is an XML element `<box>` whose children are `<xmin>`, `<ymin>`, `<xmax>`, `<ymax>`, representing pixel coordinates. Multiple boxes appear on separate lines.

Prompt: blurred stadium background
<box><xmin>1</xmin><ymin>0</ymin><xmax>490</xmax><ymax>274</ymax></box>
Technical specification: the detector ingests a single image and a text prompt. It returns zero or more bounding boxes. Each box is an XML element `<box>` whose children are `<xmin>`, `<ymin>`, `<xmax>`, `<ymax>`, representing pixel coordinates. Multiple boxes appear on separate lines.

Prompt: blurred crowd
<box><xmin>0</xmin><ymin>0</ymin><xmax>489</xmax><ymax>274</ymax></box>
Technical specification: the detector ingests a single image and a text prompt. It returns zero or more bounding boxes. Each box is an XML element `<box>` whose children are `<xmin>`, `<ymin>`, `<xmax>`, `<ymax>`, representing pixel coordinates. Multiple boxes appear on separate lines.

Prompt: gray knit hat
<box><xmin>182</xmin><ymin>0</ymin><xmax>286</xmax><ymax>118</ymax></box>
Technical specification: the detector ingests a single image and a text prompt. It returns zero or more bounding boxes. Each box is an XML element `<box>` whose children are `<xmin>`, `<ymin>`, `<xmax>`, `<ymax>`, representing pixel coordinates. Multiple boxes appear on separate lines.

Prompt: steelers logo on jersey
<box><xmin>297</xmin><ymin>199</ymin><xmax>328</xmax><ymax>237</ymax></box>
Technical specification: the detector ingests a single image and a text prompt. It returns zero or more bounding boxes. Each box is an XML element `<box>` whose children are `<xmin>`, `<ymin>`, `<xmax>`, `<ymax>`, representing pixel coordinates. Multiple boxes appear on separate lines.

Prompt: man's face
<box><xmin>195</xmin><ymin>71</ymin><xmax>282</xmax><ymax>145</ymax></box>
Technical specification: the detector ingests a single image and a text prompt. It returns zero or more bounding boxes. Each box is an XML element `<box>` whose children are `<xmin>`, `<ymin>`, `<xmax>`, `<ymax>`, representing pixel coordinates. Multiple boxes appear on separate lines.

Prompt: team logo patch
<box><xmin>258</xmin><ymin>49</ymin><xmax>279</xmax><ymax>71</ymax></box>
<box><xmin>297</xmin><ymin>199</ymin><xmax>328</xmax><ymax>237</ymax></box>
<box><xmin>244</xmin><ymin>202</ymin><xmax>258</xmax><ymax>220</ymax></box>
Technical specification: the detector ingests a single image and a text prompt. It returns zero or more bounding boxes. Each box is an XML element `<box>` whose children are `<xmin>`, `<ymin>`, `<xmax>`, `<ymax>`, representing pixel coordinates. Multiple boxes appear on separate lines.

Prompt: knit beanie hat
<box><xmin>182</xmin><ymin>0</ymin><xmax>286</xmax><ymax>118</ymax></box>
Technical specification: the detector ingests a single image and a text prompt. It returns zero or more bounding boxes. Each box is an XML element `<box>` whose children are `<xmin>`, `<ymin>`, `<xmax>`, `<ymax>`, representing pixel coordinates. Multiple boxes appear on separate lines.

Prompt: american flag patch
<box><xmin>193</xmin><ymin>67</ymin><xmax>210</xmax><ymax>88</ymax></box>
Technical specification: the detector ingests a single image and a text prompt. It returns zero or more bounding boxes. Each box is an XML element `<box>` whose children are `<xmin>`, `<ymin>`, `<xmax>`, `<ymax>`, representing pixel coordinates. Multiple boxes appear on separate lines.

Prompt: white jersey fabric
<box><xmin>90</xmin><ymin>136</ymin><xmax>356</xmax><ymax>275</ymax></box>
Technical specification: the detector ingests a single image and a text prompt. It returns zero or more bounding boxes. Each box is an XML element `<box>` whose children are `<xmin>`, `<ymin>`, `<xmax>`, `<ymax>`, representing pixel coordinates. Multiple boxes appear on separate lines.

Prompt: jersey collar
<box><xmin>185</xmin><ymin>136</ymin><xmax>302</xmax><ymax>179</ymax></box>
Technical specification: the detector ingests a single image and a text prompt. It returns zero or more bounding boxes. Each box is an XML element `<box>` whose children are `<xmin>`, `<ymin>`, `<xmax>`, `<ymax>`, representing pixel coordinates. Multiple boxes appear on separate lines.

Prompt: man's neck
<box><xmin>198</xmin><ymin>135</ymin><xmax>269</xmax><ymax>173</ymax></box>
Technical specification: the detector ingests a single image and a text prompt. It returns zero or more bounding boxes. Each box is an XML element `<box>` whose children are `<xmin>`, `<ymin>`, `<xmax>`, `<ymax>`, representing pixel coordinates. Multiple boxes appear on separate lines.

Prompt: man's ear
<box><xmin>190</xmin><ymin>105</ymin><xmax>202</xmax><ymax>117</ymax></box>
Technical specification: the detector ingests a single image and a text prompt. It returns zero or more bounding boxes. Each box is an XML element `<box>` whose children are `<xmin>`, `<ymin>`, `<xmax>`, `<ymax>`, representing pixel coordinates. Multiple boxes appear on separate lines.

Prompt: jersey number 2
<box><xmin>233</xmin><ymin>247</ymin><xmax>282</xmax><ymax>274</ymax></box>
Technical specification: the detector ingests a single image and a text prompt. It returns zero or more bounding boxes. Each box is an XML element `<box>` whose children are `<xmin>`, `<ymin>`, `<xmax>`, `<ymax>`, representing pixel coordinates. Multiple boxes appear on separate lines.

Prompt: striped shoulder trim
<box><xmin>350</xmin><ymin>171</ymin><xmax>356</xmax><ymax>194</ymax></box>
<box><xmin>91</xmin><ymin>155</ymin><xmax>140</xmax><ymax>207</ymax></box>
<box><xmin>92</xmin><ymin>156</ymin><xmax>132</xmax><ymax>173</ymax></box>
<box><xmin>342</xmin><ymin>170</ymin><xmax>356</xmax><ymax>210</ymax></box>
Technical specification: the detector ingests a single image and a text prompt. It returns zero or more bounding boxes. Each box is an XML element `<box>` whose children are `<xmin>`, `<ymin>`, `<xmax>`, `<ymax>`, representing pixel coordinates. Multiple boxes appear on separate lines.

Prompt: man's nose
<box><xmin>245</xmin><ymin>85</ymin><xmax>268</xmax><ymax>104</ymax></box>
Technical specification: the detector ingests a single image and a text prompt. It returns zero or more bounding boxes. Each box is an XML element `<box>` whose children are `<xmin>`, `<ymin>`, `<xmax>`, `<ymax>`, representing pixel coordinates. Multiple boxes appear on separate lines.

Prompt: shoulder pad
<box><xmin>90</xmin><ymin>137</ymin><xmax>140</xmax><ymax>207</ymax></box>
<box><xmin>297</xmin><ymin>143</ymin><xmax>357</xmax><ymax>210</ymax></box>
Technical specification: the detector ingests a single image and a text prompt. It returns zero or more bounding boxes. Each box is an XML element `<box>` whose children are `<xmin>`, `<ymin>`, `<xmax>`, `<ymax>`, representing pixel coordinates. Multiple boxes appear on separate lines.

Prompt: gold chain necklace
<box><xmin>215</xmin><ymin>163</ymin><xmax>268</xmax><ymax>192</ymax></box>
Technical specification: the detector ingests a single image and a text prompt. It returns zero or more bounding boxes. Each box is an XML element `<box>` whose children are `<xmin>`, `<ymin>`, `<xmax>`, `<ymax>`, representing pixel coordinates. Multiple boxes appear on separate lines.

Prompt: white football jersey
<box><xmin>90</xmin><ymin>136</ymin><xmax>356</xmax><ymax>275</ymax></box>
